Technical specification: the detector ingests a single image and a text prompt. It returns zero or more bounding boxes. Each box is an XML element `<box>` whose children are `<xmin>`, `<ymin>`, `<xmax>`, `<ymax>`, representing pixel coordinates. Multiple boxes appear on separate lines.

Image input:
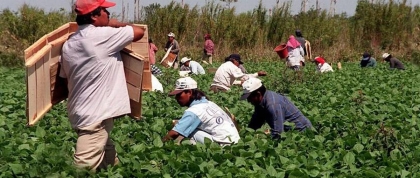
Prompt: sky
<box><xmin>2</xmin><ymin>0</ymin><xmax>420</xmax><ymax>19</ymax></box>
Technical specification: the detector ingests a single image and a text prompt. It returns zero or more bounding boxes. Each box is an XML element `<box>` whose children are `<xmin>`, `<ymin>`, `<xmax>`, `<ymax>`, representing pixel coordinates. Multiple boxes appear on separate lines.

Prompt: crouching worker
<box><xmin>180</xmin><ymin>57</ymin><xmax>205</xmax><ymax>76</ymax></box>
<box><xmin>241</xmin><ymin>78</ymin><xmax>312</xmax><ymax>139</ymax></box>
<box><xmin>163</xmin><ymin>77</ymin><xmax>240</xmax><ymax>146</ymax></box>
<box><xmin>210</xmin><ymin>54</ymin><xmax>266</xmax><ymax>92</ymax></box>
<box><xmin>314</xmin><ymin>56</ymin><xmax>333</xmax><ymax>73</ymax></box>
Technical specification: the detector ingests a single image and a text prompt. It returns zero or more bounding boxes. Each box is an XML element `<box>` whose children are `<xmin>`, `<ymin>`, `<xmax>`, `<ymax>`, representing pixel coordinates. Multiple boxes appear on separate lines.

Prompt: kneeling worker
<box><xmin>241</xmin><ymin>78</ymin><xmax>312</xmax><ymax>139</ymax></box>
<box><xmin>180</xmin><ymin>57</ymin><xmax>205</xmax><ymax>75</ymax></box>
<box><xmin>163</xmin><ymin>77</ymin><xmax>240</xmax><ymax>146</ymax></box>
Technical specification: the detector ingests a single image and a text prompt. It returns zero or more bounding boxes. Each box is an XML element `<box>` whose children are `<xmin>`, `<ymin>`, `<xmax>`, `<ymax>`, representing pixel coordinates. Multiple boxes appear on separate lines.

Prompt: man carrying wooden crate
<box><xmin>59</xmin><ymin>0</ymin><xmax>145</xmax><ymax>171</ymax></box>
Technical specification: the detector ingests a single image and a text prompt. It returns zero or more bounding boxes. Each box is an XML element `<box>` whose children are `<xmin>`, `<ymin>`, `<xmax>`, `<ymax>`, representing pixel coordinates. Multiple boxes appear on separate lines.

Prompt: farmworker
<box><xmin>180</xmin><ymin>57</ymin><xmax>205</xmax><ymax>75</ymax></box>
<box><xmin>210</xmin><ymin>54</ymin><xmax>266</xmax><ymax>92</ymax></box>
<box><xmin>224</xmin><ymin>56</ymin><xmax>247</xmax><ymax>73</ymax></box>
<box><xmin>286</xmin><ymin>35</ymin><xmax>305</xmax><ymax>70</ymax></box>
<box><xmin>164</xmin><ymin>32</ymin><xmax>180</xmax><ymax>69</ymax></box>
<box><xmin>314</xmin><ymin>56</ymin><xmax>333</xmax><ymax>73</ymax></box>
<box><xmin>148</xmin><ymin>38</ymin><xmax>158</xmax><ymax>65</ymax></box>
<box><xmin>295</xmin><ymin>30</ymin><xmax>307</xmax><ymax>56</ymax></box>
<box><xmin>382</xmin><ymin>53</ymin><xmax>405</xmax><ymax>70</ymax></box>
<box><xmin>241</xmin><ymin>78</ymin><xmax>312</xmax><ymax>139</ymax></box>
<box><xmin>59</xmin><ymin>0</ymin><xmax>145</xmax><ymax>170</ymax></box>
<box><xmin>162</xmin><ymin>77</ymin><xmax>240</xmax><ymax>146</ymax></box>
<box><xmin>360</xmin><ymin>52</ymin><xmax>377</xmax><ymax>67</ymax></box>
<box><xmin>203</xmin><ymin>34</ymin><xmax>214</xmax><ymax>64</ymax></box>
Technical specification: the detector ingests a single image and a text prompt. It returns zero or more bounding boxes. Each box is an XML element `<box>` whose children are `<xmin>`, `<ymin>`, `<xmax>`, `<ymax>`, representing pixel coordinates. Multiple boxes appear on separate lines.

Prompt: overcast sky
<box><xmin>2</xmin><ymin>0</ymin><xmax>420</xmax><ymax>18</ymax></box>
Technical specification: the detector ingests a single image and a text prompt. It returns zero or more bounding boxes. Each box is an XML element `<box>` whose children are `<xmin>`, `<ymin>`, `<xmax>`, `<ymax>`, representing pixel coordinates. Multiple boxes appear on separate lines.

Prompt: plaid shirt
<box><xmin>151</xmin><ymin>65</ymin><xmax>162</xmax><ymax>76</ymax></box>
<box><xmin>248</xmin><ymin>90</ymin><xmax>312</xmax><ymax>138</ymax></box>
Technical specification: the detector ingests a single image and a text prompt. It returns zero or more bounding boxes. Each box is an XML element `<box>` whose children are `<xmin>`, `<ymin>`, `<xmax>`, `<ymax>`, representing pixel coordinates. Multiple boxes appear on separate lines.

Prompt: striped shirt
<box><xmin>248</xmin><ymin>90</ymin><xmax>312</xmax><ymax>138</ymax></box>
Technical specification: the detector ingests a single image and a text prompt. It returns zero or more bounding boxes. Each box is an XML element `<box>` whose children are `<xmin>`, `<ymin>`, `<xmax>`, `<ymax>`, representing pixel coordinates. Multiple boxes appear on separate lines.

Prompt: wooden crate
<box><xmin>25</xmin><ymin>22</ymin><xmax>150</xmax><ymax>126</ymax></box>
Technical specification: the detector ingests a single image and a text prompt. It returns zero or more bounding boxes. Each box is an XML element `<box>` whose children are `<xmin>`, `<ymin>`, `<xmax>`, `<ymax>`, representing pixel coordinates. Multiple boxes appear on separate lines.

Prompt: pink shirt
<box><xmin>149</xmin><ymin>43</ymin><xmax>158</xmax><ymax>65</ymax></box>
<box><xmin>204</xmin><ymin>39</ymin><xmax>214</xmax><ymax>55</ymax></box>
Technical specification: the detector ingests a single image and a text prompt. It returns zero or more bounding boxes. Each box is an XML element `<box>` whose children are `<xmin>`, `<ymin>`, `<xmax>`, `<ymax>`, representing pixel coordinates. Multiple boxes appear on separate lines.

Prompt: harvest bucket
<box><xmin>274</xmin><ymin>44</ymin><xmax>288</xmax><ymax>59</ymax></box>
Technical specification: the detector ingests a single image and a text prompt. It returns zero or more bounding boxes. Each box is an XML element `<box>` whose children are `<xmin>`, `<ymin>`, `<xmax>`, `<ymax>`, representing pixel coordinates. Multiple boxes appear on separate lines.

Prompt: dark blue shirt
<box><xmin>248</xmin><ymin>90</ymin><xmax>312</xmax><ymax>138</ymax></box>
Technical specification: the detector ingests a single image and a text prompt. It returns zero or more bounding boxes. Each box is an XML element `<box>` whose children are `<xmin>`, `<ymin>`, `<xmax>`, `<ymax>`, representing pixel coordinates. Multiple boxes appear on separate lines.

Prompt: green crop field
<box><xmin>1</xmin><ymin>61</ymin><xmax>420</xmax><ymax>177</ymax></box>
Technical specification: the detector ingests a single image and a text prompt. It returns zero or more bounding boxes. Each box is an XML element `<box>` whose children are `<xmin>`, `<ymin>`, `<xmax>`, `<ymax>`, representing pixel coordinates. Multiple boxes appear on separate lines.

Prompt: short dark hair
<box><xmin>75</xmin><ymin>7</ymin><xmax>102</xmax><ymax>25</ymax></box>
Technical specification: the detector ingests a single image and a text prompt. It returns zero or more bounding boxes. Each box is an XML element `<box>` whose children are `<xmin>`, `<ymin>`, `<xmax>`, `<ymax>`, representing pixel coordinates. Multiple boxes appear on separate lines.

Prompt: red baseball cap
<box><xmin>75</xmin><ymin>0</ymin><xmax>116</xmax><ymax>15</ymax></box>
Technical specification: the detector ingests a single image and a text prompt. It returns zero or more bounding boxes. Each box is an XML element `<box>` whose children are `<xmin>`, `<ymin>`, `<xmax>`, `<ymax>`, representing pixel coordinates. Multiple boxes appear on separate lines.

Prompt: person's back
<box><xmin>61</xmin><ymin>24</ymin><xmax>134</xmax><ymax>127</ymax></box>
<box><xmin>360</xmin><ymin>52</ymin><xmax>376</xmax><ymax>68</ymax></box>
<box><xmin>254</xmin><ymin>90</ymin><xmax>312</xmax><ymax>132</ymax></box>
<box><xmin>186</xmin><ymin>99</ymin><xmax>240</xmax><ymax>144</ymax></box>
<box><xmin>295</xmin><ymin>30</ymin><xmax>307</xmax><ymax>55</ymax></box>
<box><xmin>389</xmin><ymin>57</ymin><xmax>405</xmax><ymax>70</ymax></box>
<box><xmin>211</xmin><ymin>61</ymin><xmax>241</xmax><ymax>90</ymax></box>
<box><xmin>189</xmin><ymin>61</ymin><xmax>205</xmax><ymax>74</ymax></box>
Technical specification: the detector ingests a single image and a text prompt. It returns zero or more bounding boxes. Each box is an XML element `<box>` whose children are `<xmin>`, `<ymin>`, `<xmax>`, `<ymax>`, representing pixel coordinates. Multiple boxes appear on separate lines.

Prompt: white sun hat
<box><xmin>167</xmin><ymin>32</ymin><xmax>175</xmax><ymax>37</ymax></box>
<box><xmin>180</xmin><ymin>57</ymin><xmax>192</xmax><ymax>64</ymax></box>
<box><xmin>382</xmin><ymin>53</ymin><xmax>390</xmax><ymax>59</ymax></box>
<box><xmin>168</xmin><ymin>77</ymin><xmax>197</xmax><ymax>96</ymax></box>
<box><xmin>240</xmin><ymin>78</ymin><xmax>263</xmax><ymax>100</ymax></box>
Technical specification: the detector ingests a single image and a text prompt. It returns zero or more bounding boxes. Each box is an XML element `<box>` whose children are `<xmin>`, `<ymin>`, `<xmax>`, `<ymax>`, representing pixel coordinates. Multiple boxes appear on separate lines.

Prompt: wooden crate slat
<box><xmin>124</xmin><ymin>68</ymin><xmax>143</xmax><ymax>88</ymax></box>
<box><xmin>24</xmin><ymin>35</ymin><xmax>48</xmax><ymax>60</ymax></box>
<box><xmin>142</xmin><ymin>70</ymin><xmax>152</xmax><ymax>91</ymax></box>
<box><xmin>26</xmin><ymin>65</ymin><xmax>37</xmax><ymax>124</ymax></box>
<box><xmin>43</xmin><ymin>54</ymin><xmax>51</xmax><ymax>113</ymax></box>
<box><xmin>25</xmin><ymin>44</ymin><xmax>52</xmax><ymax>67</ymax></box>
<box><xmin>129</xmin><ymin>99</ymin><xmax>141</xmax><ymax>120</ymax></box>
<box><xmin>126</xmin><ymin>83</ymin><xmax>141</xmax><ymax>102</ymax></box>
<box><xmin>47</xmin><ymin>23</ymin><xmax>70</xmax><ymax>43</ymax></box>
<box><xmin>131</xmin><ymin>42</ymin><xmax>149</xmax><ymax>60</ymax></box>
<box><xmin>35</xmin><ymin>59</ymin><xmax>45</xmax><ymax>117</ymax></box>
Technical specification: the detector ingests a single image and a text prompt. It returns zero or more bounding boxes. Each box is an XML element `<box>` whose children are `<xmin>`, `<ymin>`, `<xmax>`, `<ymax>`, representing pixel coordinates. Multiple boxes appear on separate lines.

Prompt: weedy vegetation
<box><xmin>0</xmin><ymin>0</ymin><xmax>420</xmax><ymax>177</ymax></box>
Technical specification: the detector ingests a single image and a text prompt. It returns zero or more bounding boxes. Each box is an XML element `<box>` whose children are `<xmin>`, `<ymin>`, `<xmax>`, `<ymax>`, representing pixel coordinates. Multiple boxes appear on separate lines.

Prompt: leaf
<box><xmin>9</xmin><ymin>163</ymin><xmax>23</xmax><ymax>174</ymax></box>
<box><xmin>254</xmin><ymin>152</ymin><xmax>262</xmax><ymax>158</ymax></box>
<box><xmin>153</xmin><ymin>134</ymin><xmax>163</xmax><ymax>147</ymax></box>
<box><xmin>18</xmin><ymin>144</ymin><xmax>30</xmax><ymax>150</ymax></box>
<box><xmin>235</xmin><ymin>157</ymin><xmax>246</xmax><ymax>167</ymax></box>
<box><xmin>266</xmin><ymin>165</ymin><xmax>277</xmax><ymax>177</ymax></box>
<box><xmin>36</xmin><ymin>126</ymin><xmax>46</xmax><ymax>138</ymax></box>
<box><xmin>308</xmin><ymin>169</ymin><xmax>320</xmax><ymax>177</ymax></box>
<box><xmin>401</xmin><ymin>170</ymin><xmax>410</xmax><ymax>178</ymax></box>
<box><xmin>353</xmin><ymin>143</ymin><xmax>364</xmax><ymax>153</ymax></box>
<box><xmin>343</xmin><ymin>152</ymin><xmax>355</xmax><ymax>165</ymax></box>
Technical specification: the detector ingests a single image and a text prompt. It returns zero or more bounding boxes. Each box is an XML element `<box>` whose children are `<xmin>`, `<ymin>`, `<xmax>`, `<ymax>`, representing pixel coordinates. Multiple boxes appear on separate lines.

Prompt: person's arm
<box><xmin>152</xmin><ymin>43</ymin><xmax>158</xmax><ymax>52</ymax></box>
<box><xmin>190</xmin><ymin>63</ymin><xmax>198</xmax><ymax>74</ymax></box>
<box><xmin>248</xmin><ymin>110</ymin><xmax>265</xmax><ymax>130</ymax></box>
<box><xmin>390</xmin><ymin>59</ymin><xmax>396</xmax><ymax>69</ymax></box>
<box><xmin>107</xmin><ymin>19</ymin><xmax>145</xmax><ymax>42</ymax></box>
<box><xmin>266</xmin><ymin>104</ymin><xmax>285</xmax><ymax>139</ymax></box>
<box><xmin>162</xmin><ymin>111</ymin><xmax>201</xmax><ymax>142</ymax></box>
<box><xmin>170</xmin><ymin>40</ymin><xmax>180</xmax><ymax>54</ymax></box>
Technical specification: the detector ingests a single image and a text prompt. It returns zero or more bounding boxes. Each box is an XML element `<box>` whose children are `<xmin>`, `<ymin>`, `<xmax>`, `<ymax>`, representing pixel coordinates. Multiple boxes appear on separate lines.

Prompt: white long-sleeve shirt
<box><xmin>287</xmin><ymin>46</ymin><xmax>305</xmax><ymax>66</ymax></box>
<box><xmin>211</xmin><ymin>61</ymin><xmax>258</xmax><ymax>90</ymax></box>
<box><xmin>317</xmin><ymin>63</ymin><xmax>334</xmax><ymax>73</ymax></box>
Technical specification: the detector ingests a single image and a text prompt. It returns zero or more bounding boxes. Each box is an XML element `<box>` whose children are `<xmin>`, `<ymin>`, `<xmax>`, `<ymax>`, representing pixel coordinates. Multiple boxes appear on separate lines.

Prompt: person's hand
<box><xmin>264</xmin><ymin>129</ymin><xmax>271</xmax><ymax>135</ymax></box>
<box><xmin>258</xmin><ymin>71</ymin><xmax>267</xmax><ymax>76</ymax></box>
<box><xmin>108</xmin><ymin>19</ymin><xmax>128</xmax><ymax>28</ymax></box>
